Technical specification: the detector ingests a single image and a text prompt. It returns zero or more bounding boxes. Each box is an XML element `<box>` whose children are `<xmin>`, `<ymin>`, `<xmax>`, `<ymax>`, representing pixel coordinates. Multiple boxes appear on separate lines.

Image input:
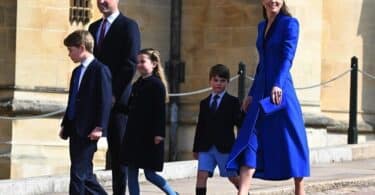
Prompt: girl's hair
<box><xmin>139</xmin><ymin>48</ymin><xmax>169</xmax><ymax>102</ymax></box>
<box><xmin>262</xmin><ymin>1</ymin><xmax>292</xmax><ymax>20</ymax></box>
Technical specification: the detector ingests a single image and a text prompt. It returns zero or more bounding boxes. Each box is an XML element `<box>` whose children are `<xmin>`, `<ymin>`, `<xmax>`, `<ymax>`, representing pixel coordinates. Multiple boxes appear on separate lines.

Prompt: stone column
<box><xmin>287</xmin><ymin>0</ymin><xmax>323</xmax><ymax>113</ymax></box>
<box><xmin>0</xmin><ymin>0</ymin><xmax>17</xmax><ymax>179</ymax></box>
<box><xmin>322</xmin><ymin>0</ymin><xmax>375</xmax><ymax>124</ymax></box>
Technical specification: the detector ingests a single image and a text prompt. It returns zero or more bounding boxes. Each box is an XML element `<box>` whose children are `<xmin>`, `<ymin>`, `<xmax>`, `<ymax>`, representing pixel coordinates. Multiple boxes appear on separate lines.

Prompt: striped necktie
<box><xmin>210</xmin><ymin>95</ymin><xmax>220</xmax><ymax>112</ymax></box>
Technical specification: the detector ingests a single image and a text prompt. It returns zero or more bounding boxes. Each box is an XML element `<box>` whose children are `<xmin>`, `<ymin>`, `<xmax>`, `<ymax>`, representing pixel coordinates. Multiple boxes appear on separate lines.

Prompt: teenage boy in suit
<box><xmin>89</xmin><ymin>1</ymin><xmax>141</xmax><ymax>193</ymax></box>
<box><xmin>60</xmin><ymin>30</ymin><xmax>112</xmax><ymax>195</ymax></box>
<box><xmin>193</xmin><ymin>64</ymin><xmax>243</xmax><ymax>195</ymax></box>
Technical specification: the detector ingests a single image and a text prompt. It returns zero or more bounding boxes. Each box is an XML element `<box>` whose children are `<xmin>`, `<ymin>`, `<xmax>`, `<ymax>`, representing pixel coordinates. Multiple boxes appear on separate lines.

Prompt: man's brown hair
<box><xmin>64</xmin><ymin>30</ymin><xmax>94</xmax><ymax>53</ymax></box>
<box><xmin>209</xmin><ymin>64</ymin><xmax>230</xmax><ymax>81</ymax></box>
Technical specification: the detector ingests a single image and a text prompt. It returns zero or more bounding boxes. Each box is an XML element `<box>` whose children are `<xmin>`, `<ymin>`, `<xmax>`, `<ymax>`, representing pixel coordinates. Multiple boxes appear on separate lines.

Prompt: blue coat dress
<box><xmin>226</xmin><ymin>13</ymin><xmax>310</xmax><ymax>180</ymax></box>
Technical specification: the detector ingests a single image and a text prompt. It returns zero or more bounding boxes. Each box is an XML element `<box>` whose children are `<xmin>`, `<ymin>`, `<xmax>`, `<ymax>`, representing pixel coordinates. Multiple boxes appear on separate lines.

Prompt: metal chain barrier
<box><xmin>246</xmin><ymin>75</ymin><xmax>255</xmax><ymax>81</ymax></box>
<box><xmin>358</xmin><ymin>69</ymin><xmax>375</xmax><ymax>80</ymax></box>
<box><xmin>246</xmin><ymin>69</ymin><xmax>352</xmax><ymax>90</ymax></box>
<box><xmin>1</xmin><ymin>68</ymin><xmax>374</xmax><ymax>120</ymax></box>
<box><xmin>295</xmin><ymin>69</ymin><xmax>352</xmax><ymax>90</ymax></box>
<box><xmin>168</xmin><ymin>75</ymin><xmax>240</xmax><ymax>97</ymax></box>
<box><xmin>0</xmin><ymin>75</ymin><xmax>240</xmax><ymax>120</ymax></box>
<box><xmin>0</xmin><ymin>108</ymin><xmax>65</xmax><ymax>120</ymax></box>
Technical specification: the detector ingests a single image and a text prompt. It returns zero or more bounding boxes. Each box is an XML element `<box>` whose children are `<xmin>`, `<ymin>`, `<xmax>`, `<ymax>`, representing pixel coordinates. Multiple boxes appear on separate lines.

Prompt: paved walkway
<box><xmin>124</xmin><ymin>159</ymin><xmax>375</xmax><ymax>195</ymax></box>
<box><xmin>46</xmin><ymin>159</ymin><xmax>375</xmax><ymax>195</ymax></box>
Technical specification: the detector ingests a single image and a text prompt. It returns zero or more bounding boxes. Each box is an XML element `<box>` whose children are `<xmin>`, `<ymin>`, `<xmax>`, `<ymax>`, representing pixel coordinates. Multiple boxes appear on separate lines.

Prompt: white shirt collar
<box><xmin>105</xmin><ymin>10</ymin><xmax>120</xmax><ymax>24</ymax></box>
<box><xmin>81</xmin><ymin>55</ymin><xmax>95</xmax><ymax>68</ymax></box>
<box><xmin>211</xmin><ymin>91</ymin><xmax>226</xmax><ymax>99</ymax></box>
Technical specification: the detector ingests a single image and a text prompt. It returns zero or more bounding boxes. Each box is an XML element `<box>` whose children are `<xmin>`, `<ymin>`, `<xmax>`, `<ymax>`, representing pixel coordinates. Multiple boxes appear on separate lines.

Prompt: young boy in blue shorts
<box><xmin>193</xmin><ymin>64</ymin><xmax>243</xmax><ymax>195</ymax></box>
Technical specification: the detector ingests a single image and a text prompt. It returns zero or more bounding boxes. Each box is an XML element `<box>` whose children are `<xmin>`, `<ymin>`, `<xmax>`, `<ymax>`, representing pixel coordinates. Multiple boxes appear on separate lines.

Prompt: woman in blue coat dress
<box><xmin>226</xmin><ymin>0</ymin><xmax>310</xmax><ymax>195</ymax></box>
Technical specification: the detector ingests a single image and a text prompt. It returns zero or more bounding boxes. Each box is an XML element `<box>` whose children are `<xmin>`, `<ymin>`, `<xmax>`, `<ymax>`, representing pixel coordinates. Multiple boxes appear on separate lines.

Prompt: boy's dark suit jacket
<box><xmin>193</xmin><ymin>93</ymin><xmax>243</xmax><ymax>153</ymax></box>
<box><xmin>61</xmin><ymin>59</ymin><xmax>112</xmax><ymax>137</ymax></box>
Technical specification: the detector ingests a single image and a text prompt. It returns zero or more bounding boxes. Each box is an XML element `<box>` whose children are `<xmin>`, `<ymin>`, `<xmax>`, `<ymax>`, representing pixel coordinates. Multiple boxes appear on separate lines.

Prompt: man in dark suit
<box><xmin>88</xmin><ymin>0</ymin><xmax>141</xmax><ymax>194</ymax></box>
<box><xmin>193</xmin><ymin>64</ymin><xmax>243</xmax><ymax>195</ymax></box>
<box><xmin>60</xmin><ymin>30</ymin><xmax>112</xmax><ymax>195</ymax></box>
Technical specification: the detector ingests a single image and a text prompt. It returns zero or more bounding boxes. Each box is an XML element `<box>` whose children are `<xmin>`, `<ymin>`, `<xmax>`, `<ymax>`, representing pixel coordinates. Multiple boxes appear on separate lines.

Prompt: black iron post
<box><xmin>348</xmin><ymin>56</ymin><xmax>358</xmax><ymax>144</ymax></box>
<box><xmin>238</xmin><ymin>62</ymin><xmax>246</xmax><ymax>103</ymax></box>
<box><xmin>167</xmin><ymin>0</ymin><xmax>184</xmax><ymax>161</ymax></box>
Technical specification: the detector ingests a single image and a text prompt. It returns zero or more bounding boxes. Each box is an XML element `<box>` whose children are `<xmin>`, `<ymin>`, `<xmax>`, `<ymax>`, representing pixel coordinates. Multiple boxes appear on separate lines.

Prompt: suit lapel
<box><xmin>100</xmin><ymin>14</ymin><xmax>123</xmax><ymax>49</ymax></box>
<box><xmin>256</xmin><ymin>22</ymin><xmax>266</xmax><ymax>74</ymax></box>
<box><xmin>215</xmin><ymin>93</ymin><xmax>228</xmax><ymax>114</ymax></box>
<box><xmin>259</xmin><ymin>22</ymin><xmax>266</xmax><ymax>47</ymax></box>
<box><xmin>91</xmin><ymin>20</ymin><xmax>101</xmax><ymax>44</ymax></box>
<box><xmin>77</xmin><ymin>60</ymin><xmax>96</xmax><ymax>95</ymax></box>
<box><xmin>264</xmin><ymin>13</ymin><xmax>283</xmax><ymax>43</ymax></box>
<box><xmin>203</xmin><ymin>95</ymin><xmax>211</xmax><ymax>114</ymax></box>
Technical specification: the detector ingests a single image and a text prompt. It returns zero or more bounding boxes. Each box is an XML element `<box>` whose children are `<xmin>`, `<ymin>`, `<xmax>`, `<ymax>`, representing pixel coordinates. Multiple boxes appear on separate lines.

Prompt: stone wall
<box><xmin>12</xmin><ymin>0</ymin><xmax>171</xmax><ymax>99</ymax></box>
<box><xmin>321</xmin><ymin>0</ymin><xmax>375</xmax><ymax>124</ymax></box>
<box><xmin>179</xmin><ymin>0</ymin><xmax>262</xmax><ymax>122</ymax></box>
<box><xmin>0</xmin><ymin>0</ymin><xmax>172</xmax><ymax>179</ymax></box>
<box><xmin>176</xmin><ymin>0</ymin><xmax>262</xmax><ymax>159</ymax></box>
<box><xmin>0</xmin><ymin>0</ymin><xmax>16</xmax><ymax>92</ymax></box>
<box><xmin>15</xmin><ymin>0</ymin><xmax>74</xmax><ymax>89</ymax></box>
<box><xmin>119</xmin><ymin>0</ymin><xmax>171</xmax><ymax>61</ymax></box>
<box><xmin>0</xmin><ymin>0</ymin><xmax>17</xmax><ymax>180</ymax></box>
<box><xmin>0</xmin><ymin>0</ymin><xmax>98</xmax><ymax>179</ymax></box>
<box><xmin>287</xmin><ymin>0</ymin><xmax>323</xmax><ymax>109</ymax></box>
<box><xmin>359</xmin><ymin>0</ymin><xmax>375</xmax><ymax>124</ymax></box>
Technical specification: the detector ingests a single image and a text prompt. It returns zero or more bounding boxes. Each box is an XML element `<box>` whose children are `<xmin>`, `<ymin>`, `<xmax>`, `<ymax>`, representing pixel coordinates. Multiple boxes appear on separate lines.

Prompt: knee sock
<box><xmin>196</xmin><ymin>187</ymin><xmax>206</xmax><ymax>195</ymax></box>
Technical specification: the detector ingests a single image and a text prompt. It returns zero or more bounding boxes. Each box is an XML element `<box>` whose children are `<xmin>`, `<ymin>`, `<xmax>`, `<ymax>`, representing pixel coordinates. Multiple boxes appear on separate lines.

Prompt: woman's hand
<box><xmin>242</xmin><ymin>96</ymin><xmax>253</xmax><ymax>113</ymax></box>
<box><xmin>271</xmin><ymin>86</ymin><xmax>283</xmax><ymax>105</ymax></box>
<box><xmin>154</xmin><ymin>136</ymin><xmax>164</xmax><ymax>145</ymax></box>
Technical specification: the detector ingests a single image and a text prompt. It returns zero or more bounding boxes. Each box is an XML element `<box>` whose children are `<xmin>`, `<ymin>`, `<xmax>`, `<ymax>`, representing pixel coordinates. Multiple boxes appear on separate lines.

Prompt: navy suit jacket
<box><xmin>61</xmin><ymin>59</ymin><xmax>112</xmax><ymax>137</ymax></box>
<box><xmin>193</xmin><ymin>93</ymin><xmax>243</xmax><ymax>153</ymax></box>
<box><xmin>88</xmin><ymin>13</ymin><xmax>140</xmax><ymax>110</ymax></box>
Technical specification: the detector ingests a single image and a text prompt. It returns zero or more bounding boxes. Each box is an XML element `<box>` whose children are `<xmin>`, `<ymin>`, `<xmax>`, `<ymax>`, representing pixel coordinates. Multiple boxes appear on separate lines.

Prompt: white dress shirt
<box><xmin>96</xmin><ymin>10</ymin><xmax>120</xmax><ymax>43</ymax></box>
<box><xmin>78</xmin><ymin>55</ymin><xmax>95</xmax><ymax>89</ymax></box>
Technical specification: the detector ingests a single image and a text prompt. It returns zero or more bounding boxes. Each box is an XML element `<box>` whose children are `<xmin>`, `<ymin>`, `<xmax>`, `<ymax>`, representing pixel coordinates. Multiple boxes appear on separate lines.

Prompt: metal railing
<box><xmin>1</xmin><ymin>55</ymin><xmax>374</xmax><ymax>145</ymax></box>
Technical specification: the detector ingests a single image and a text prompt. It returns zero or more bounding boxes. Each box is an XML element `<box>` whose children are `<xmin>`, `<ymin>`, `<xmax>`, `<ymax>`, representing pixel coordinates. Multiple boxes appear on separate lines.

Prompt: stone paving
<box><xmin>313</xmin><ymin>185</ymin><xmax>375</xmax><ymax>195</ymax></box>
<box><xmin>47</xmin><ymin>159</ymin><xmax>375</xmax><ymax>195</ymax></box>
<box><xmin>116</xmin><ymin>159</ymin><xmax>375</xmax><ymax>195</ymax></box>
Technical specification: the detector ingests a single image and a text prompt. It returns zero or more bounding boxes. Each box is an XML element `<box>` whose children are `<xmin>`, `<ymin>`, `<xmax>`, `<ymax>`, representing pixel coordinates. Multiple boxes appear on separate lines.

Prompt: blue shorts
<box><xmin>198</xmin><ymin>146</ymin><xmax>238</xmax><ymax>177</ymax></box>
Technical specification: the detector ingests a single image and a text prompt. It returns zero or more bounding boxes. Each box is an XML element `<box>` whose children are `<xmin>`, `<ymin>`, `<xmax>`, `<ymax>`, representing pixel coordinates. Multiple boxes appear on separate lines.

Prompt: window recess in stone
<box><xmin>70</xmin><ymin>0</ymin><xmax>92</xmax><ymax>25</ymax></box>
